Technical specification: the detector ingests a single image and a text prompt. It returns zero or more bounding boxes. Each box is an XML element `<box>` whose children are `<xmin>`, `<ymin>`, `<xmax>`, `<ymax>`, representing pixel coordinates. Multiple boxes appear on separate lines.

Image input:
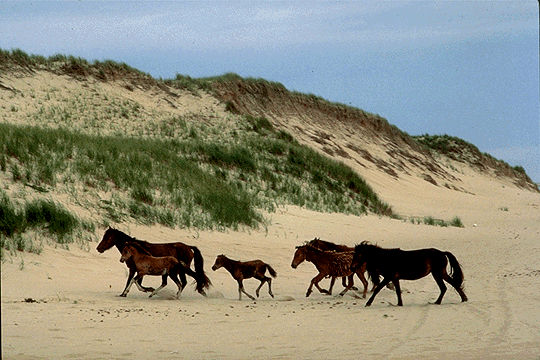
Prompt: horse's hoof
<box><xmin>118</xmin><ymin>294</ymin><xmax>127</xmax><ymax>297</ymax></box>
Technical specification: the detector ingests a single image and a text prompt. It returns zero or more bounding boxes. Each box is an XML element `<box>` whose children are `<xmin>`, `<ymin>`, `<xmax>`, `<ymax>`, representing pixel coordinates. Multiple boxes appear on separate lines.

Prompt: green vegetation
<box><xmin>0</xmin><ymin>118</ymin><xmax>391</xmax><ymax>233</ymax></box>
<box><xmin>449</xmin><ymin>216</ymin><xmax>464</xmax><ymax>228</ymax></box>
<box><xmin>407</xmin><ymin>215</ymin><xmax>464</xmax><ymax>228</ymax></box>
<box><xmin>1</xmin><ymin>190</ymin><xmax>94</xmax><ymax>257</ymax></box>
<box><xmin>1</xmin><ymin>48</ymin><xmax>396</xmax><ymax>256</ymax></box>
<box><xmin>1</xmin><ymin>49</ymin><xmax>154</xmax><ymax>86</ymax></box>
<box><xmin>414</xmin><ymin>134</ymin><xmax>527</xmax><ymax>176</ymax></box>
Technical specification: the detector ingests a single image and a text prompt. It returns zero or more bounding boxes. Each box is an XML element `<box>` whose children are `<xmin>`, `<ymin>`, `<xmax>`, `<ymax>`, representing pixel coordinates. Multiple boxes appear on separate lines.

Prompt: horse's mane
<box><xmin>109</xmin><ymin>228</ymin><xmax>151</xmax><ymax>246</ymax></box>
<box><xmin>298</xmin><ymin>243</ymin><xmax>352</xmax><ymax>258</ymax></box>
<box><xmin>308</xmin><ymin>238</ymin><xmax>350</xmax><ymax>251</ymax></box>
<box><xmin>124</xmin><ymin>241</ymin><xmax>152</xmax><ymax>255</ymax></box>
<box><xmin>354</xmin><ymin>241</ymin><xmax>401</xmax><ymax>253</ymax></box>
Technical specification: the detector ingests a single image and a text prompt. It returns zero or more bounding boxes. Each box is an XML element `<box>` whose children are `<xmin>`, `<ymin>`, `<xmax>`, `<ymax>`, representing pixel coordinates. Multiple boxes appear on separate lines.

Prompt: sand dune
<box><xmin>1</xmin><ymin>62</ymin><xmax>539</xmax><ymax>359</ymax></box>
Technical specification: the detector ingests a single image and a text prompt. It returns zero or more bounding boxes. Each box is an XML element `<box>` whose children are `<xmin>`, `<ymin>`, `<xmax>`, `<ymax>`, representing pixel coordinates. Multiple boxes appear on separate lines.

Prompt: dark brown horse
<box><xmin>291</xmin><ymin>244</ymin><xmax>367</xmax><ymax>298</ymax></box>
<box><xmin>307</xmin><ymin>238</ymin><xmax>367</xmax><ymax>296</ymax></box>
<box><xmin>212</xmin><ymin>254</ymin><xmax>277</xmax><ymax>300</ymax></box>
<box><xmin>120</xmin><ymin>244</ymin><xmax>193</xmax><ymax>298</ymax></box>
<box><xmin>351</xmin><ymin>241</ymin><xmax>468</xmax><ymax>306</ymax></box>
<box><xmin>97</xmin><ymin>227</ymin><xmax>210</xmax><ymax>296</ymax></box>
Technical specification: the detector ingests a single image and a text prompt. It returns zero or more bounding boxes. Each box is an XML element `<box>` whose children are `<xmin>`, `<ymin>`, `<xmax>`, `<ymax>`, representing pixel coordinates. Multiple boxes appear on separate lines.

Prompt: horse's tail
<box><xmin>190</xmin><ymin>246</ymin><xmax>211</xmax><ymax>294</ymax></box>
<box><xmin>266</xmin><ymin>264</ymin><xmax>277</xmax><ymax>278</ymax></box>
<box><xmin>445</xmin><ymin>251</ymin><xmax>464</xmax><ymax>289</ymax></box>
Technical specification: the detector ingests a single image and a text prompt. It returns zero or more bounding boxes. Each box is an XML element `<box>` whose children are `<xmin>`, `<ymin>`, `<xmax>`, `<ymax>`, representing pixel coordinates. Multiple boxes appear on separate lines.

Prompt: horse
<box><xmin>212</xmin><ymin>254</ymin><xmax>277</xmax><ymax>300</ymax></box>
<box><xmin>291</xmin><ymin>244</ymin><xmax>367</xmax><ymax>298</ymax></box>
<box><xmin>307</xmin><ymin>238</ymin><xmax>367</xmax><ymax>296</ymax></box>
<box><xmin>351</xmin><ymin>241</ymin><xmax>468</xmax><ymax>306</ymax></box>
<box><xmin>120</xmin><ymin>244</ymin><xmax>192</xmax><ymax>298</ymax></box>
<box><xmin>96</xmin><ymin>227</ymin><xmax>210</xmax><ymax>297</ymax></box>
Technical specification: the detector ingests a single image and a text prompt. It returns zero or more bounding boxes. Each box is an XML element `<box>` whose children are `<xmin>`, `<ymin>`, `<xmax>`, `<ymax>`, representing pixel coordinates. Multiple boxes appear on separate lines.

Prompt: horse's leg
<box><xmin>327</xmin><ymin>277</ymin><xmax>336</xmax><ymax>295</ymax></box>
<box><xmin>175</xmin><ymin>270</ymin><xmax>187</xmax><ymax>297</ymax></box>
<box><xmin>237</xmin><ymin>279</ymin><xmax>255</xmax><ymax>301</ymax></box>
<box><xmin>150</xmin><ymin>274</ymin><xmax>168</xmax><ymax>298</ymax></box>
<box><xmin>341</xmin><ymin>276</ymin><xmax>357</xmax><ymax>291</ymax></box>
<box><xmin>170</xmin><ymin>274</ymin><xmax>183</xmax><ymax>299</ymax></box>
<box><xmin>391</xmin><ymin>279</ymin><xmax>403</xmax><ymax>306</ymax></box>
<box><xmin>121</xmin><ymin>276</ymin><xmax>138</xmax><ymax>297</ymax></box>
<box><xmin>307</xmin><ymin>273</ymin><xmax>327</xmax><ymax>297</ymax></box>
<box><xmin>365</xmin><ymin>277</ymin><xmax>391</xmax><ymax>306</ymax></box>
<box><xmin>266</xmin><ymin>277</ymin><xmax>274</xmax><ymax>298</ymax></box>
<box><xmin>443</xmin><ymin>272</ymin><xmax>468</xmax><ymax>302</ymax></box>
<box><xmin>356</xmin><ymin>271</ymin><xmax>368</xmax><ymax>299</ymax></box>
<box><xmin>432</xmin><ymin>272</ymin><xmax>447</xmax><ymax>305</ymax></box>
<box><xmin>254</xmin><ymin>275</ymin><xmax>267</xmax><ymax>298</ymax></box>
<box><xmin>178</xmin><ymin>270</ymin><xmax>188</xmax><ymax>294</ymax></box>
<box><xmin>122</xmin><ymin>273</ymin><xmax>153</xmax><ymax>296</ymax></box>
<box><xmin>134</xmin><ymin>275</ymin><xmax>149</xmax><ymax>292</ymax></box>
<box><xmin>255</xmin><ymin>279</ymin><xmax>264</xmax><ymax>298</ymax></box>
<box><xmin>369</xmin><ymin>268</ymin><xmax>379</xmax><ymax>292</ymax></box>
<box><xmin>136</xmin><ymin>277</ymin><xmax>155</xmax><ymax>293</ymax></box>
<box><xmin>339</xmin><ymin>274</ymin><xmax>355</xmax><ymax>297</ymax></box>
<box><xmin>120</xmin><ymin>268</ymin><xmax>137</xmax><ymax>297</ymax></box>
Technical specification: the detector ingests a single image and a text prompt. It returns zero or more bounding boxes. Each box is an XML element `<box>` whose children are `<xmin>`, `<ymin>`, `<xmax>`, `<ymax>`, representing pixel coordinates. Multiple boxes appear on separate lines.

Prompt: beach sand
<box><xmin>2</xmin><ymin>181</ymin><xmax>539</xmax><ymax>359</ymax></box>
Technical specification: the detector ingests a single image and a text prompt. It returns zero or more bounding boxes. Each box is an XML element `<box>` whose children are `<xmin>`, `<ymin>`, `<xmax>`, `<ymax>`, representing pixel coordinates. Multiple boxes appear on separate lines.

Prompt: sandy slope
<box><xmin>2</xmin><ymin>184</ymin><xmax>539</xmax><ymax>359</ymax></box>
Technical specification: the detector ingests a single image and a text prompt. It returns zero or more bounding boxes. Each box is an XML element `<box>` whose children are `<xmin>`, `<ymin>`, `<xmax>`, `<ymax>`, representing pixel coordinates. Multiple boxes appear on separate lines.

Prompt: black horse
<box><xmin>351</xmin><ymin>241</ymin><xmax>468</xmax><ymax>306</ymax></box>
<box><xmin>97</xmin><ymin>227</ymin><xmax>211</xmax><ymax>297</ymax></box>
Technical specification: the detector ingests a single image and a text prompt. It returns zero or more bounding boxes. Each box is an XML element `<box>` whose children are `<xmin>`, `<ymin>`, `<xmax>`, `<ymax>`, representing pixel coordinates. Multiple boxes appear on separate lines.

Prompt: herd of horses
<box><xmin>96</xmin><ymin>227</ymin><xmax>468</xmax><ymax>306</ymax></box>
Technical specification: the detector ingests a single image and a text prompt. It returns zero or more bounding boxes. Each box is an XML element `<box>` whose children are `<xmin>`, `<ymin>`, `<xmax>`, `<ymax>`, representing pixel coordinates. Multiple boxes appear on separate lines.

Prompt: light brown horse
<box><xmin>212</xmin><ymin>255</ymin><xmax>277</xmax><ymax>300</ymax></box>
<box><xmin>119</xmin><ymin>243</ymin><xmax>193</xmax><ymax>299</ymax></box>
<box><xmin>307</xmin><ymin>238</ymin><xmax>367</xmax><ymax>295</ymax></box>
<box><xmin>97</xmin><ymin>228</ymin><xmax>210</xmax><ymax>297</ymax></box>
<box><xmin>291</xmin><ymin>244</ymin><xmax>367</xmax><ymax>298</ymax></box>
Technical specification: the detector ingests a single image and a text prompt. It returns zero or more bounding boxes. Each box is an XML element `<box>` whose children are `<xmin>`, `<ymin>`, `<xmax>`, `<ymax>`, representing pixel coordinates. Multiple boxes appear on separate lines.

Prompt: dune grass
<box><xmin>407</xmin><ymin>215</ymin><xmax>464</xmax><ymax>228</ymax></box>
<box><xmin>0</xmin><ymin>190</ymin><xmax>96</xmax><ymax>258</ymax></box>
<box><xmin>0</xmin><ymin>115</ymin><xmax>391</xmax><ymax>233</ymax></box>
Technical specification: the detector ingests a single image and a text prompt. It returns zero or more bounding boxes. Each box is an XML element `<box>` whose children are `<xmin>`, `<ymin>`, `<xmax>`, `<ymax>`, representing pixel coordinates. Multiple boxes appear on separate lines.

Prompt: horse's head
<box><xmin>212</xmin><ymin>254</ymin><xmax>227</xmax><ymax>271</ymax></box>
<box><xmin>291</xmin><ymin>245</ymin><xmax>307</xmax><ymax>269</ymax></box>
<box><xmin>119</xmin><ymin>245</ymin><xmax>134</xmax><ymax>263</ymax></box>
<box><xmin>96</xmin><ymin>227</ymin><xmax>117</xmax><ymax>253</ymax></box>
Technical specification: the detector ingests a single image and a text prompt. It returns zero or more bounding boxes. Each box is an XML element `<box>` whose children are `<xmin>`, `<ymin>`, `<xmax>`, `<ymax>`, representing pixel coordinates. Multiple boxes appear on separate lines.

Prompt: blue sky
<box><xmin>1</xmin><ymin>1</ymin><xmax>539</xmax><ymax>181</ymax></box>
